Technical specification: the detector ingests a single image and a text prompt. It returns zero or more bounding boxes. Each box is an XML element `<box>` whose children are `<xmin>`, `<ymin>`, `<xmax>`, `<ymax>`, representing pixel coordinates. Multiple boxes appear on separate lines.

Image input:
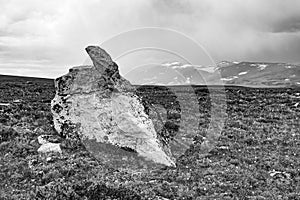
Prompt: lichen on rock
<box><xmin>51</xmin><ymin>46</ymin><xmax>176</xmax><ymax>169</ymax></box>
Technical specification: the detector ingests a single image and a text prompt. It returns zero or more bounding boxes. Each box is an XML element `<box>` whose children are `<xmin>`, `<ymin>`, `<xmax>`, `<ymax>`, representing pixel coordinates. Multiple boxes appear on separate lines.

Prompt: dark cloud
<box><xmin>0</xmin><ymin>0</ymin><xmax>300</xmax><ymax>78</ymax></box>
<box><xmin>248</xmin><ymin>35</ymin><xmax>300</xmax><ymax>63</ymax></box>
<box><xmin>272</xmin><ymin>18</ymin><xmax>300</xmax><ymax>33</ymax></box>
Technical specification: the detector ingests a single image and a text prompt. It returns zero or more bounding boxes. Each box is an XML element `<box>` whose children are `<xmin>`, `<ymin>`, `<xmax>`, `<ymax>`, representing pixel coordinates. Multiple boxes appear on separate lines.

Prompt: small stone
<box><xmin>33</xmin><ymin>121</ymin><xmax>39</xmax><ymax>126</ymax></box>
<box><xmin>37</xmin><ymin>135</ymin><xmax>48</xmax><ymax>145</ymax></box>
<box><xmin>13</xmin><ymin>99</ymin><xmax>22</xmax><ymax>103</ymax></box>
<box><xmin>38</xmin><ymin>143</ymin><xmax>62</xmax><ymax>154</ymax></box>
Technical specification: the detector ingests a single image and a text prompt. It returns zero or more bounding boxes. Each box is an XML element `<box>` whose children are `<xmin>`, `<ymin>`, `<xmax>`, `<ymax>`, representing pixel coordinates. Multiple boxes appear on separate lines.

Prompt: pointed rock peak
<box><xmin>85</xmin><ymin>46</ymin><xmax>114</xmax><ymax>71</ymax></box>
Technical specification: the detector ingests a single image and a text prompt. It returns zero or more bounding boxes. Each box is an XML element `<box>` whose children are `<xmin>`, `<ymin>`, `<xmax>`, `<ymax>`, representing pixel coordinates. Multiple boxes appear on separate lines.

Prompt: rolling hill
<box><xmin>215</xmin><ymin>61</ymin><xmax>300</xmax><ymax>87</ymax></box>
<box><xmin>1</xmin><ymin>61</ymin><xmax>299</xmax><ymax>87</ymax></box>
<box><xmin>124</xmin><ymin>61</ymin><xmax>300</xmax><ymax>87</ymax></box>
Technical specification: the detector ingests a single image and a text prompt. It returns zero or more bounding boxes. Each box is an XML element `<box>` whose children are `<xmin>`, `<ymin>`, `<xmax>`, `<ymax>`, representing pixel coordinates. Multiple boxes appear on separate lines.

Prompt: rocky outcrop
<box><xmin>37</xmin><ymin>135</ymin><xmax>62</xmax><ymax>154</ymax></box>
<box><xmin>51</xmin><ymin>46</ymin><xmax>175</xmax><ymax>168</ymax></box>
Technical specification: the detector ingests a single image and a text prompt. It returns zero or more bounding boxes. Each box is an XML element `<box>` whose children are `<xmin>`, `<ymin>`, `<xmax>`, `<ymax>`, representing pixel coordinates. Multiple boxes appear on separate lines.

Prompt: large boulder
<box><xmin>51</xmin><ymin>46</ymin><xmax>175</xmax><ymax>169</ymax></box>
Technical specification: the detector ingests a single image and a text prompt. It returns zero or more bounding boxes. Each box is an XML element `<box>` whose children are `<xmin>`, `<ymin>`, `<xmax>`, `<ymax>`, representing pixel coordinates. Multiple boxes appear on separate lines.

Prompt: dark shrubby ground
<box><xmin>0</xmin><ymin>76</ymin><xmax>299</xmax><ymax>199</ymax></box>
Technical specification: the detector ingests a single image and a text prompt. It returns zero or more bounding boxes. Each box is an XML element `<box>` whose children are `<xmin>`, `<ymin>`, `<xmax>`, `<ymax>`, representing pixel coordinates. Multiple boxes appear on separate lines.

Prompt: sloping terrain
<box><xmin>0</xmin><ymin>76</ymin><xmax>299</xmax><ymax>199</ymax></box>
<box><xmin>0</xmin><ymin>74</ymin><xmax>53</xmax><ymax>83</ymax></box>
<box><xmin>124</xmin><ymin>61</ymin><xmax>300</xmax><ymax>87</ymax></box>
<box><xmin>124</xmin><ymin>63</ymin><xmax>210</xmax><ymax>85</ymax></box>
<box><xmin>215</xmin><ymin>62</ymin><xmax>300</xmax><ymax>87</ymax></box>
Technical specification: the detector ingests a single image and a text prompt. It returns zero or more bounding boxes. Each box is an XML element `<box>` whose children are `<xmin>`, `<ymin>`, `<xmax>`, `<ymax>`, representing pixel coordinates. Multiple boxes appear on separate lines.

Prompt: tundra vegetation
<box><xmin>0</xmin><ymin>75</ymin><xmax>299</xmax><ymax>199</ymax></box>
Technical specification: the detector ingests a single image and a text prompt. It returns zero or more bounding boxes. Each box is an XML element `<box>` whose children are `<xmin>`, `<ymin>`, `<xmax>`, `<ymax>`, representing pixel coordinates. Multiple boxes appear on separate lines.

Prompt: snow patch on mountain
<box><xmin>172</xmin><ymin>64</ymin><xmax>193</xmax><ymax>69</ymax></box>
<box><xmin>221</xmin><ymin>76</ymin><xmax>238</xmax><ymax>81</ymax></box>
<box><xmin>285</xmin><ymin>65</ymin><xmax>296</xmax><ymax>69</ymax></box>
<box><xmin>238</xmin><ymin>71</ymin><xmax>248</xmax><ymax>75</ymax></box>
<box><xmin>257</xmin><ymin>64</ymin><xmax>268</xmax><ymax>71</ymax></box>
<box><xmin>215</xmin><ymin>61</ymin><xmax>234</xmax><ymax>71</ymax></box>
<box><xmin>218</xmin><ymin>61</ymin><xmax>233</xmax><ymax>66</ymax></box>
<box><xmin>161</xmin><ymin>61</ymin><xmax>180</xmax><ymax>67</ymax></box>
<box><xmin>186</xmin><ymin>77</ymin><xmax>191</xmax><ymax>84</ymax></box>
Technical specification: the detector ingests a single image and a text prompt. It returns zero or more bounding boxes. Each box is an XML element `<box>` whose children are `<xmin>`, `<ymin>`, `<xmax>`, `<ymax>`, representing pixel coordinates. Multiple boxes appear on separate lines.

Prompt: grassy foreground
<box><xmin>0</xmin><ymin>75</ymin><xmax>299</xmax><ymax>199</ymax></box>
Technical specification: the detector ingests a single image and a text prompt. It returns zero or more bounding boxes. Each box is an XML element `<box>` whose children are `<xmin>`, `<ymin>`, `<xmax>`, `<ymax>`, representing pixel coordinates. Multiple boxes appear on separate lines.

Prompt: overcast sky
<box><xmin>1</xmin><ymin>0</ymin><xmax>300</xmax><ymax>78</ymax></box>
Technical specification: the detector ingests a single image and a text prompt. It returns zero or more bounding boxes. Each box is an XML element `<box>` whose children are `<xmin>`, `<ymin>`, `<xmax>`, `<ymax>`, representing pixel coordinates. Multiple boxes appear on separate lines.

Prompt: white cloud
<box><xmin>0</xmin><ymin>0</ymin><xmax>300</xmax><ymax>78</ymax></box>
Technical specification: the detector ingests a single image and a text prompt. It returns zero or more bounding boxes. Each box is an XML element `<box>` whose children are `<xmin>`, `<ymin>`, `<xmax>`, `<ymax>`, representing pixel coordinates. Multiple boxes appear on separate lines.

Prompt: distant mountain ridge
<box><xmin>1</xmin><ymin>61</ymin><xmax>299</xmax><ymax>87</ymax></box>
<box><xmin>124</xmin><ymin>61</ymin><xmax>300</xmax><ymax>87</ymax></box>
<box><xmin>0</xmin><ymin>74</ymin><xmax>53</xmax><ymax>83</ymax></box>
<box><xmin>214</xmin><ymin>61</ymin><xmax>299</xmax><ymax>87</ymax></box>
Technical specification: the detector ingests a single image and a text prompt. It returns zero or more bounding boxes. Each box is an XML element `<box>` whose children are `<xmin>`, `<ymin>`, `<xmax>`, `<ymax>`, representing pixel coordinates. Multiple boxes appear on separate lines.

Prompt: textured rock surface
<box><xmin>38</xmin><ymin>143</ymin><xmax>62</xmax><ymax>154</ymax></box>
<box><xmin>37</xmin><ymin>135</ymin><xmax>62</xmax><ymax>154</ymax></box>
<box><xmin>51</xmin><ymin>46</ymin><xmax>175</xmax><ymax>168</ymax></box>
<box><xmin>37</xmin><ymin>135</ymin><xmax>62</xmax><ymax>144</ymax></box>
